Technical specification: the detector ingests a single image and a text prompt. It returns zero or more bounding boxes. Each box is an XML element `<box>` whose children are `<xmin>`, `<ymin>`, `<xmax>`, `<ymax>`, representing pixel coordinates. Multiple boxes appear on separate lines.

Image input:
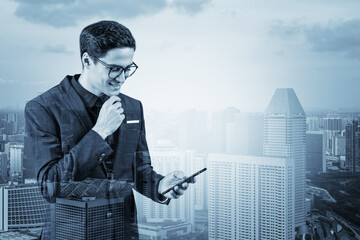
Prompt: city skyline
<box><xmin>1</xmin><ymin>90</ymin><xmax>360</xmax><ymax>239</ymax></box>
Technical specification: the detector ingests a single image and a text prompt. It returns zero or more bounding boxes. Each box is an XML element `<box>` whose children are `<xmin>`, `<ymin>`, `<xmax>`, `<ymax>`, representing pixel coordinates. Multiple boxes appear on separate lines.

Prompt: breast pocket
<box><xmin>125</xmin><ymin>122</ymin><xmax>141</xmax><ymax>130</ymax></box>
<box><xmin>124</xmin><ymin>122</ymin><xmax>141</xmax><ymax>142</ymax></box>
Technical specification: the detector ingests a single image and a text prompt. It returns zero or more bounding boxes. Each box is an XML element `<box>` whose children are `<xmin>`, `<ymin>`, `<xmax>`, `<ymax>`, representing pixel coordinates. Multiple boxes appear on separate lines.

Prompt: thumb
<box><xmin>172</xmin><ymin>170</ymin><xmax>184</xmax><ymax>180</ymax></box>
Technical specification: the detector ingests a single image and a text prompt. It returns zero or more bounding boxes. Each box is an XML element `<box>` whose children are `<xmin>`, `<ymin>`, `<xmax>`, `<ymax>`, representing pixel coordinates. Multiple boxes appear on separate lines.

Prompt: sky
<box><xmin>1</xmin><ymin>0</ymin><xmax>360</xmax><ymax>113</ymax></box>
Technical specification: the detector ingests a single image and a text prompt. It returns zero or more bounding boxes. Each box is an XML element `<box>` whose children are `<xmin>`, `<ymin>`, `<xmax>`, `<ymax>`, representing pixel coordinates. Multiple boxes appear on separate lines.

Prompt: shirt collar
<box><xmin>71</xmin><ymin>74</ymin><xmax>100</xmax><ymax>108</ymax></box>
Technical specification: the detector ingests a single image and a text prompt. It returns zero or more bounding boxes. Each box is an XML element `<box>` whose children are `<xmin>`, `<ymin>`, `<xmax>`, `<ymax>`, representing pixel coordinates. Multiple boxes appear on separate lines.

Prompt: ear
<box><xmin>81</xmin><ymin>52</ymin><xmax>92</xmax><ymax>69</ymax></box>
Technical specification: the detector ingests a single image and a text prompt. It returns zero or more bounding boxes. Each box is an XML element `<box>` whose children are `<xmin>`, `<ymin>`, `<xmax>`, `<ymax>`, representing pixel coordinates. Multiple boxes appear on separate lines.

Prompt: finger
<box><xmin>118</xmin><ymin>114</ymin><xmax>125</xmax><ymax>121</ymax></box>
<box><xmin>173</xmin><ymin>170</ymin><xmax>184</xmax><ymax>180</ymax></box>
<box><xmin>113</xmin><ymin>100</ymin><xmax>122</xmax><ymax>106</ymax></box>
<box><xmin>115</xmin><ymin>109</ymin><xmax>124</xmax><ymax>115</ymax></box>
<box><xmin>107</xmin><ymin>96</ymin><xmax>121</xmax><ymax>105</ymax></box>
<box><xmin>174</xmin><ymin>186</ymin><xmax>184</xmax><ymax>195</ymax></box>
<box><xmin>112</xmin><ymin>102</ymin><xmax>122</xmax><ymax>109</ymax></box>
<box><xmin>189</xmin><ymin>176</ymin><xmax>196</xmax><ymax>184</ymax></box>
<box><xmin>180</xmin><ymin>182</ymin><xmax>189</xmax><ymax>190</ymax></box>
<box><xmin>170</xmin><ymin>190</ymin><xmax>179</xmax><ymax>199</ymax></box>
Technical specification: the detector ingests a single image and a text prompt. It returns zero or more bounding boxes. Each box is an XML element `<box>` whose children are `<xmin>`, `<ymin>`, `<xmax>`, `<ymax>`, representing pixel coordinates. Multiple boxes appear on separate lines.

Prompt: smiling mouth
<box><xmin>109</xmin><ymin>81</ymin><xmax>121</xmax><ymax>87</ymax></box>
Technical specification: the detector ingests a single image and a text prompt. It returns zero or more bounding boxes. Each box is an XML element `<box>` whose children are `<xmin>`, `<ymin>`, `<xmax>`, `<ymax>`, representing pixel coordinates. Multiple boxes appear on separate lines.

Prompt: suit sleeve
<box><xmin>134</xmin><ymin>102</ymin><xmax>170</xmax><ymax>204</ymax></box>
<box><xmin>25</xmin><ymin>100</ymin><xmax>113</xmax><ymax>202</ymax></box>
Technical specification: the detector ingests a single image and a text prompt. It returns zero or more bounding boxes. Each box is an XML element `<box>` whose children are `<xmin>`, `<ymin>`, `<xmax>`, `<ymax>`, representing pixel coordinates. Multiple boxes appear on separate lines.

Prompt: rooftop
<box><xmin>265</xmin><ymin>88</ymin><xmax>305</xmax><ymax>115</ymax></box>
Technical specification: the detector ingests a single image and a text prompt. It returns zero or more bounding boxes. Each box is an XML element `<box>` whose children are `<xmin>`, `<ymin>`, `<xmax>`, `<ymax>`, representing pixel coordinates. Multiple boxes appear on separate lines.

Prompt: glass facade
<box><xmin>0</xmin><ymin>184</ymin><xmax>47</xmax><ymax>231</ymax></box>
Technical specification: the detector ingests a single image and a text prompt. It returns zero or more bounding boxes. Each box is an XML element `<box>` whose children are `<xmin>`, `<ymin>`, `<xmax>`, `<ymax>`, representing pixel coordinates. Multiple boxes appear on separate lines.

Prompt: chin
<box><xmin>107</xmin><ymin>89</ymin><xmax>121</xmax><ymax>96</ymax></box>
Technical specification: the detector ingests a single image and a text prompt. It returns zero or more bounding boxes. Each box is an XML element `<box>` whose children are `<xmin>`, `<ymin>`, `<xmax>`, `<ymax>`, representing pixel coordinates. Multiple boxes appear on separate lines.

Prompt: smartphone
<box><xmin>161</xmin><ymin>167</ymin><xmax>207</xmax><ymax>195</ymax></box>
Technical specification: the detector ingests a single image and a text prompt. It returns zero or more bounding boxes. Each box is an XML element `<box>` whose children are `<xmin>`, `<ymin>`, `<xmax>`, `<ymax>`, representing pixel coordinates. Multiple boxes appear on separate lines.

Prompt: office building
<box><xmin>0</xmin><ymin>184</ymin><xmax>47</xmax><ymax>231</ymax></box>
<box><xmin>324</xmin><ymin>118</ymin><xmax>342</xmax><ymax>131</ymax></box>
<box><xmin>0</xmin><ymin>139</ymin><xmax>6</xmax><ymax>152</ymax></box>
<box><xmin>345</xmin><ymin>120</ymin><xmax>360</xmax><ymax>173</ymax></box>
<box><xmin>226</xmin><ymin>113</ymin><xmax>263</xmax><ymax>155</ymax></box>
<box><xmin>306</xmin><ymin>116</ymin><xmax>323</xmax><ymax>131</ymax></box>
<box><xmin>0</xmin><ymin>152</ymin><xmax>7</xmax><ymax>179</ymax></box>
<box><xmin>334</xmin><ymin>135</ymin><xmax>346</xmax><ymax>156</ymax></box>
<box><xmin>306</xmin><ymin>131</ymin><xmax>326</xmax><ymax>173</ymax></box>
<box><xmin>208</xmin><ymin>154</ymin><xmax>295</xmax><ymax>240</ymax></box>
<box><xmin>0</xmin><ymin>231</ymin><xmax>39</xmax><ymax>240</ymax></box>
<box><xmin>323</xmin><ymin>130</ymin><xmax>342</xmax><ymax>155</ymax></box>
<box><xmin>263</xmin><ymin>88</ymin><xmax>306</xmax><ymax>228</ymax></box>
<box><xmin>9</xmin><ymin>144</ymin><xmax>23</xmax><ymax>176</ymax></box>
<box><xmin>56</xmin><ymin>197</ymin><xmax>125</xmax><ymax>240</ymax></box>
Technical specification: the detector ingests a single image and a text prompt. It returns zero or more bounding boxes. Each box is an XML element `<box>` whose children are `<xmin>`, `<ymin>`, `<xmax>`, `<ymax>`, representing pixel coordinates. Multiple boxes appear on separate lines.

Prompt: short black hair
<box><xmin>79</xmin><ymin>20</ymin><xmax>136</xmax><ymax>60</ymax></box>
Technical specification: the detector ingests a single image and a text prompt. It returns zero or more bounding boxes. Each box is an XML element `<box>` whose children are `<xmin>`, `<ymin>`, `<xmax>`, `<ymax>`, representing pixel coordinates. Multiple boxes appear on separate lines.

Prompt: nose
<box><xmin>116</xmin><ymin>71</ymin><xmax>126</xmax><ymax>83</ymax></box>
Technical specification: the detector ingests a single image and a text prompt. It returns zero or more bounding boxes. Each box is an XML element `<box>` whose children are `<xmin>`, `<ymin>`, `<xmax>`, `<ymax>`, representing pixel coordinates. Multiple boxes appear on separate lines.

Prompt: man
<box><xmin>25</xmin><ymin>20</ymin><xmax>194</xmax><ymax>239</ymax></box>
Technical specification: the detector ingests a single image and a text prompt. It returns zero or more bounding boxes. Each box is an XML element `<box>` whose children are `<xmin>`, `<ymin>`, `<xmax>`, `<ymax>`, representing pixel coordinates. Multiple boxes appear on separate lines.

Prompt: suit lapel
<box><xmin>61</xmin><ymin>76</ymin><xmax>93</xmax><ymax>134</ymax></box>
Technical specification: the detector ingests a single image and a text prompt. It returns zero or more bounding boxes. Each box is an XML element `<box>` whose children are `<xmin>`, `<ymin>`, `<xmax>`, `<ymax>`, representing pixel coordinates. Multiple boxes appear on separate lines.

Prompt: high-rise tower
<box><xmin>208</xmin><ymin>154</ymin><xmax>295</xmax><ymax>240</ymax></box>
<box><xmin>345</xmin><ymin>120</ymin><xmax>360</xmax><ymax>173</ymax></box>
<box><xmin>263</xmin><ymin>88</ymin><xmax>306</xmax><ymax>228</ymax></box>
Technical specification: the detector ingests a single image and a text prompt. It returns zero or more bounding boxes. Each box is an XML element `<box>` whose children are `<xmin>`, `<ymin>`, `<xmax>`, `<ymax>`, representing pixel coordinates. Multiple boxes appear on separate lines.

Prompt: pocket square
<box><xmin>127</xmin><ymin>120</ymin><xmax>140</xmax><ymax>124</ymax></box>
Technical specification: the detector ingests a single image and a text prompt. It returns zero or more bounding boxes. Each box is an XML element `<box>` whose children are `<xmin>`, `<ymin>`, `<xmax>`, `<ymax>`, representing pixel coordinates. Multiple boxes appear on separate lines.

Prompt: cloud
<box><xmin>12</xmin><ymin>0</ymin><xmax>211</xmax><ymax>28</ymax></box>
<box><xmin>42</xmin><ymin>44</ymin><xmax>73</xmax><ymax>54</ymax></box>
<box><xmin>12</xmin><ymin>0</ymin><xmax>167</xmax><ymax>27</ymax></box>
<box><xmin>270</xmin><ymin>18</ymin><xmax>360</xmax><ymax>60</ymax></box>
<box><xmin>0</xmin><ymin>77</ymin><xmax>18</xmax><ymax>84</ymax></box>
<box><xmin>269</xmin><ymin>20</ymin><xmax>303</xmax><ymax>38</ymax></box>
<box><xmin>170</xmin><ymin>0</ymin><xmax>210</xmax><ymax>15</ymax></box>
<box><xmin>304</xmin><ymin>19</ymin><xmax>360</xmax><ymax>59</ymax></box>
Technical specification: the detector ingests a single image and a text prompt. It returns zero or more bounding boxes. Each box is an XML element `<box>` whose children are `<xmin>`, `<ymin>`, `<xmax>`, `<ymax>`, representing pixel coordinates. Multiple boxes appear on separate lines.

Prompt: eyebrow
<box><xmin>107</xmin><ymin>62</ymin><xmax>134</xmax><ymax>68</ymax></box>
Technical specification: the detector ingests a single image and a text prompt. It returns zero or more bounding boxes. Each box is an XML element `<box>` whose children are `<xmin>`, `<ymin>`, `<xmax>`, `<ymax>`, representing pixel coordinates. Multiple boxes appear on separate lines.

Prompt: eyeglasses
<box><xmin>91</xmin><ymin>55</ymin><xmax>138</xmax><ymax>79</ymax></box>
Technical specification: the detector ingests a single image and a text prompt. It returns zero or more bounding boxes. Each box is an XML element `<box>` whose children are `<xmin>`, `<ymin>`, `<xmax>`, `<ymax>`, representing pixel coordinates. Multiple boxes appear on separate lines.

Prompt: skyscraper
<box><xmin>334</xmin><ymin>134</ymin><xmax>346</xmax><ymax>156</ymax></box>
<box><xmin>208</xmin><ymin>154</ymin><xmax>295</xmax><ymax>240</ymax></box>
<box><xmin>263</xmin><ymin>88</ymin><xmax>306</xmax><ymax>228</ymax></box>
<box><xmin>323</xmin><ymin>130</ymin><xmax>342</xmax><ymax>156</ymax></box>
<box><xmin>306</xmin><ymin>131</ymin><xmax>326</xmax><ymax>173</ymax></box>
<box><xmin>0</xmin><ymin>152</ymin><xmax>7</xmax><ymax>179</ymax></box>
<box><xmin>9</xmin><ymin>144</ymin><xmax>23</xmax><ymax>177</ymax></box>
<box><xmin>345</xmin><ymin>120</ymin><xmax>360</xmax><ymax>173</ymax></box>
<box><xmin>324</xmin><ymin>118</ymin><xmax>343</xmax><ymax>131</ymax></box>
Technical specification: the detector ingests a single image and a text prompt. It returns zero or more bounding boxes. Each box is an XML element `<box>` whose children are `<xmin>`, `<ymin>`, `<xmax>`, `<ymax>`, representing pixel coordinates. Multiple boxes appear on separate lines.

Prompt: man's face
<box><xmin>87</xmin><ymin>47</ymin><xmax>135</xmax><ymax>96</ymax></box>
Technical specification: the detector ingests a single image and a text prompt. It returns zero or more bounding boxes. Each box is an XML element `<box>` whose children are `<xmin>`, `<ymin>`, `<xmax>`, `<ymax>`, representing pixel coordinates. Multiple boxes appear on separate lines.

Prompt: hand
<box><xmin>158</xmin><ymin>170</ymin><xmax>196</xmax><ymax>199</ymax></box>
<box><xmin>92</xmin><ymin>96</ymin><xmax>125</xmax><ymax>139</ymax></box>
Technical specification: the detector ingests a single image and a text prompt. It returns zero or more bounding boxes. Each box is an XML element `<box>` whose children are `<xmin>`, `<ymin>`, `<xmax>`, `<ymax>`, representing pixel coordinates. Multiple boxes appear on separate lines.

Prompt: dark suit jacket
<box><xmin>25</xmin><ymin>75</ymin><xmax>169</xmax><ymax>239</ymax></box>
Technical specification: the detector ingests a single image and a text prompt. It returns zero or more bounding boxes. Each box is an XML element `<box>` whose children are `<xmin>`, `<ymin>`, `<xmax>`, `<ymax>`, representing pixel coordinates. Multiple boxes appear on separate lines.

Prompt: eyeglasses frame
<box><xmin>90</xmin><ymin>55</ymin><xmax>138</xmax><ymax>79</ymax></box>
